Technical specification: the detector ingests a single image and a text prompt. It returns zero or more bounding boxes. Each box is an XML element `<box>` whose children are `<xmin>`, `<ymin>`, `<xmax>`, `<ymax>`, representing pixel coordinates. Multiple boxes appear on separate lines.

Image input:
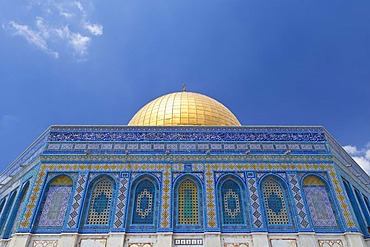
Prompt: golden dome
<box><xmin>128</xmin><ymin>91</ymin><xmax>241</xmax><ymax>126</ymax></box>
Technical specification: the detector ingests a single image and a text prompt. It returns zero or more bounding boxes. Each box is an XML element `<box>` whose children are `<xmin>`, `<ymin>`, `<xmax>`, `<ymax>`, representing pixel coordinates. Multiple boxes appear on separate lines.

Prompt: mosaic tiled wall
<box><xmin>113</xmin><ymin>174</ymin><xmax>129</xmax><ymax>229</ymax></box>
<box><xmin>37</xmin><ymin>186</ymin><xmax>73</xmax><ymax>228</ymax></box>
<box><xmin>288</xmin><ymin>173</ymin><xmax>310</xmax><ymax>229</ymax></box>
<box><xmin>302</xmin><ymin>176</ymin><xmax>337</xmax><ymax>228</ymax></box>
<box><xmin>16</xmin><ymin>161</ymin><xmax>357</xmax><ymax>234</ymax></box>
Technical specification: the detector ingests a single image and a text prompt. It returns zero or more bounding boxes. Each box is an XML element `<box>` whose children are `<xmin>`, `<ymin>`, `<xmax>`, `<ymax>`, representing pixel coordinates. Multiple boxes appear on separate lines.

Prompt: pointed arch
<box><xmin>127</xmin><ymin>175</ymin><xmax>159</xmax><ymax>232</ymax></box>
<box><xmin>0</xmin><ymin>191</ymin><xmax>17</xmax><ymax>237</ymax></box>
<box><xmin>260</xmin><ymin>175</ymin><xmax>293</xmax><ymax>228</ymax></box>
<box><xmin>217</xmin><ymin>174</ymin><xmax>247</xmax><ymax>230</ymax></box>
<box><xmin>4</xmin><ymin>181</ymin><xmax>30</xmax><ymax>237</ymax></box>
<box><xmin>81</xmin><ymin>175</ymin><xmax>116</xmax><ymax>231</ymax></box>
<box><xmin>34</xmin><ymin>175</ymin><xmax>74</xmax><ymax>232</ymax></box>
<box><xmin>342</xmin><ymin>179</ymin><xmax>369</xmax><ymax>237</ymax></box>
<box><xmin>174</xmin><ymin>175</ymin><xmax>203</xmax><ymax>230</ymax></box>
<box><xmin>302</xmin><ymin>175</ymin><xmax>339</xmax><ymax>229</ymax></box>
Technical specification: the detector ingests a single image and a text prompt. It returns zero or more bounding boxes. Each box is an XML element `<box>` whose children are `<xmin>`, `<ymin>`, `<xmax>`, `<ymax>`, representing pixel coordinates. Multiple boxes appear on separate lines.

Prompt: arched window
<box><xmin>5</xmin><ymin>182</ymin><xmax>30</xmax><ymax>237</ymax></box>
<box><xmin>219</xmin><ymin>179</ymin><xmax>245</xmax><ymax>226</ymax></box>
<box><xmin>174</xmin><ymin>177</ymin><xmax>203</xmax><ymax>230</ymax></box>
<box><xmin>302</xmin><ymin>175</ymin><xmax>338</xmax><ymax>229</ymax></box>
<box><xmin>82</xmin><ymin>176</ymin><xmax>115</xmax><ymax>230</ymax></box>
<box><xmin>127</xmin><ymin>177</ymin><xmax>159</xmax><ymax>232</ymax></box>
<box><xmin>0</xmin><ymin>198</ymin><xmax>5</xmax><ymax>218</ymax></box>
<box><xmin>178</xmin><ymin>180</ymin><xmax>199</xmax><ymax>225</ymax></box>
<box><xmin>262</xmin><ymin>178</ymin><xmax>291</xmax><ymax>226</ymax></box>
<box><xmin>0</xmin><ymin>191</ymin><xmax>17</xmax><ymax>236</ymax></box>
<box><xmin>343</xmin><ymin>179</ymin><xmax>369</xmax><ymax>237</ymax></box>
<box><xmin>34</xmin><ymin>175</ymin><xmax>73</xmax><ymax>231</ymax></box>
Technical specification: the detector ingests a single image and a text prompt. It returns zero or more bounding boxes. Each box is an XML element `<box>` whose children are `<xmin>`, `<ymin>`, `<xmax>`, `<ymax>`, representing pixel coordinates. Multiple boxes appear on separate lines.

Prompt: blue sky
<box><xmin>0</xmin><ymin>0</ymin><xmax>369</xmax><ymax>173</ymax></box>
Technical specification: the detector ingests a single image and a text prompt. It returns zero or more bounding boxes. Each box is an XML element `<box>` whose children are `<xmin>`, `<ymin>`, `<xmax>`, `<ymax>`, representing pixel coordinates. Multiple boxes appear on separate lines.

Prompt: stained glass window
<box><xmin>132</xmin><ymin>180</ymin><xmax>156</xmax><ymax>225</ymax></box>
<box><xmin>263</xmin><ymin>179</ymin><xmax>290</xmax><ymax>225</ymax></box>
<box><xmin>302</xmin><ymin>175</ymin><xmax>337</xmax><ymax>228</ymax></box>
<box><xmin>36</xmin><ymin>175</ymin><xmax>73</xmax><ymax>229</ymax></box>
<box><xmin>178</xmin><ymin>180</ymin><xmax>199</xmax><ymax>225</ymax></box>
<box><xmin>86</xmin><ymin>179</ymin><xmax>113</xmax><ymax>225</ymax></box>
<box><xmin>221</xmin><ymin>180</ymin><xmax>244</xmax><ymax>225</ymax></box>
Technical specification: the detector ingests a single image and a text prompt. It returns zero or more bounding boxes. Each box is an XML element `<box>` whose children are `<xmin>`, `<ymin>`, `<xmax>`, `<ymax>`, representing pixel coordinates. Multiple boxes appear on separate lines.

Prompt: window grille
<box><xmin>178</xmin><ymin>180</ymin><xmax>199</xmax><ymax>225</ymax></box>
<box><xmin>263</xmin><ymin>180</ymin><xmax>290</xmax><ymax>225</ymax></box>
<box><xmin>86</xmin><ymin>179</ymin><xmax>113</xmax><ymax>225</ymax></box>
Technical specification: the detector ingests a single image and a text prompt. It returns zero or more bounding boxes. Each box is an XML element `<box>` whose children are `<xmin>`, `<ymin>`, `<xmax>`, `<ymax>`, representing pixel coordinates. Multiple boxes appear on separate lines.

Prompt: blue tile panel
<box><xmin>48</xmin><ymin>128</ymin><xmax>326</xmax><ymax>142</ymax></box>
<box><xmin>66</xmin><ymin>173</ymin><xmax>87</xmax><ymax>229</ymax></box>
<box><xmin>303</xmin><ymin>186</ymin><xmax>337</xmax><ymax>227</ymax></box>
<box><xmin>37</xmin><ymin>186</ymin><xmax>72</xmax><ymax>228</ymax></box>
<box><xmin>288</xmin><ymin>174</ymin><xmax>310</xmax><ymax>229</ymax></box>
<box><xmin>113</xmin><ymin>175</ymin><xmax>129</xmax><ymax>229</ymax></box>
<box><xmin>247</xmin><ymin>177</ymin><xmax>264</xmax><ymax>229</ymax></box>
<box><xmin>221</xmin><ymin>180</ymin><xmax>244</xmax><ymax>225</ymax></box>
<box><xmin>132</xmin><ymin>180</ymin><xmax>155</xmax><ymax>225</ymax></box>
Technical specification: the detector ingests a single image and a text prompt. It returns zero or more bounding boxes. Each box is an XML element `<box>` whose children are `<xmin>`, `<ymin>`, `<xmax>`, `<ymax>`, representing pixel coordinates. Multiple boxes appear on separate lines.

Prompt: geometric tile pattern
<box><xmin>288</xmin><ymin>173</ymin><xmax>310</xmax><ymax>229</ymax></box>
<box><xmin>37</xmin><ymin>186</ymin><xmax>72</xmax><ymax>228</ymax></box>
<box><xmin>160</xmin><ymin>164</ymin><xmax>171</xmax><ymax>229</ymax></box>
<box><xmin>32</xmin><ymin>240</ymin><xmax>58</xmax><ymax>247</ymax></box>
<box><xmin>132</xmin><ymin>180</ymin><xmax>155</xmax><ymax>224</ymax></box>
<box><xmin>221</xmin><ymin>180</ymin><xmax>244</xmax><ymax>225</ymax></box>
<box><xmin>178</xmin><ymin>180</ymin><xmax>198</xmax><ymax>225</ymax></box>
<box><xmin>113</xmin><ymin>174</ymin><xmax>129</xmax><ymax>229</ymax></box>
<box><xmin>317</xmin><ymin>239</ymin><xmax>343</xmax><ymax>247</ymax></box>
<box><xmin>303</xmin><ymin>186</ymin><xmax>337</xmax><ymax>227</ymax></box>
<box><xmin>247</xmin><ymin>177</ymin><xmax>264</xmax><ymax>229</ymax></box>
<box><xmin>328</xmin><ymin>169</ymin><xmax>356</xmax><ymax>229</ymax></box>
<box><xmin>67</xmin><ymin>173</ymin><xmax>87</xmax><ymax>228</ymax></box>
<box><xmin>16</xmin><ymin>161</ymin><xmax>357</xmax><ymax>232</ymax></box>
<box><xmin>205</xmin><ymin>164</ymin><xmax>217</xmax><ymax>228</ymax></box>
<box><xmin>20</xmin><ymin>167</ymin><xmax>47</xmax><ymax>229</ymax></box>
<box><xmin>263</xmin><ymin>180</ymin><xmax>290</xmax><ymax>225</ymax></box>
<box><xmin>86</xmin><ymin>179</ymin><xmax>113</xmax><ymax>225</ymax></box>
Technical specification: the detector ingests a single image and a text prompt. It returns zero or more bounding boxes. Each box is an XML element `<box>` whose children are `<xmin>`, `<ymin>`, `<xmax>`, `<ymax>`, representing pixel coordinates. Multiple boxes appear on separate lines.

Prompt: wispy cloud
<box><xmin>2</xmin><ymin>0</ymin><xmax>102</xmax><ymax>60</ymax></box>
<box><xmin>343</xmin><ymin>143</ymin><xmax>370</xmax><ymax>175</ymax></box>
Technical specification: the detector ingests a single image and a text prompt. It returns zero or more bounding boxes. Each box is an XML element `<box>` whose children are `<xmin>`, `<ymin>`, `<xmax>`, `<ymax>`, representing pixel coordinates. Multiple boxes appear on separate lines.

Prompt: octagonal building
<box><xmin>0</xmin><ymin>91</ymin><xmax>369</xmax><ymax>247</ymax></box>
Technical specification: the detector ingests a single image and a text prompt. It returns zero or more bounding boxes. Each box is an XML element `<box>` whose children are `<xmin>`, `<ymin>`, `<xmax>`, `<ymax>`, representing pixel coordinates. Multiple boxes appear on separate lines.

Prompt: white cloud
<box><xmin>343</xmin><ymin>145</ymin><xmax>360</xmax><ymax>155</ymax></box>
<box><xmin>2</xmin><ymin>0</ymin><xmax>102</xmax><ymax>60</ymax></box>
<box><xmin>343</xmin><ymin>143</ymin><xmax>370</xmax><ymax>175</ymax></box>
<box><xmin>84</xmin><ymin>22</ymin><xmax>103</xmax><ymax>36</ymax></box>
<box><xmin>6</xmin><ymin>20</ymin><xmax>59</xmax><ymax>59</ymax></box>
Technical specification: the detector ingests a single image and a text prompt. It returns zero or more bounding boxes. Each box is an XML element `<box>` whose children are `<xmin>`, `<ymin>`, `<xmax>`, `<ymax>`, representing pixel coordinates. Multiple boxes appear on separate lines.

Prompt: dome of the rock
<box><xmin>128</xmin><ymin>91</ymin><xmax>241</xmax><ymax>126</ymax></box>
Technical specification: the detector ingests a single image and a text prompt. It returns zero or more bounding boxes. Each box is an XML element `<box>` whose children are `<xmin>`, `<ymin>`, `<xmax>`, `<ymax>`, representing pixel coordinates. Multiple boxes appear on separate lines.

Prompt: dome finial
<box><xmin>182</xmin><ymin>84</ymin><xmax>187</xmax><ymax>92</ymax></box>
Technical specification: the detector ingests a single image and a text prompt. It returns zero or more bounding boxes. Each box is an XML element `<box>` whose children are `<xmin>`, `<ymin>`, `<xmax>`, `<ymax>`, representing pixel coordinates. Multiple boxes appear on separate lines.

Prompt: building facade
<box><xmin>0</xmin><ymin>91</ymin><xmax>369</xmax><ymax>247</ymax></box>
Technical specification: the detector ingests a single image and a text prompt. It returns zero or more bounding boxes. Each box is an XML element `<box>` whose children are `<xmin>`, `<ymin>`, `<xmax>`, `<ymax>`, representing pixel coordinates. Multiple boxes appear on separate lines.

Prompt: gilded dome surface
<box><xmin>128</xmin><ymin>91</ymin><xmax>241</xmax><ymax>126</ymax></box>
